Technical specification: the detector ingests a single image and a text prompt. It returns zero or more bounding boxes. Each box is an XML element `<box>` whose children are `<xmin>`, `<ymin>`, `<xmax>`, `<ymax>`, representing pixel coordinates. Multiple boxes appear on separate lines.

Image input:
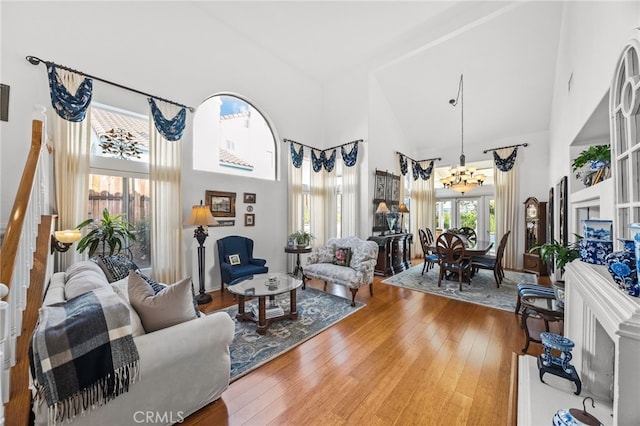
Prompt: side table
<box><xmin>284</xmin><ymin>246</ymin><xmax>312</xmax><ymax>277</ymax></box>
<box><xmin>520</xmin><ymin>294</ymin><xmax>564</xmax><ymax>353</ymax></box>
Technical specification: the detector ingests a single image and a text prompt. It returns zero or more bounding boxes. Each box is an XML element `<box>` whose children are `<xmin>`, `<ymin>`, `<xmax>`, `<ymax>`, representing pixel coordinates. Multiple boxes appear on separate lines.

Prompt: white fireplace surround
<box><xmin>565</xmin><ymin>261</ymin><xmax>640</xmax><ymax>425</ymax></box>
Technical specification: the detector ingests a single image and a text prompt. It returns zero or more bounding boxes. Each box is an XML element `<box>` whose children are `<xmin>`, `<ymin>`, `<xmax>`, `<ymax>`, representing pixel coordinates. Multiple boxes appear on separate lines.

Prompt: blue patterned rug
<box><xmin>218</xmin><ymin>287</ymin><xmax>364</xmax><ymax>382</ymax></box>
<box><xmin>382</xmin><ymin>264</ymin><xmax>537</xmax><ymax>312</ymax></box>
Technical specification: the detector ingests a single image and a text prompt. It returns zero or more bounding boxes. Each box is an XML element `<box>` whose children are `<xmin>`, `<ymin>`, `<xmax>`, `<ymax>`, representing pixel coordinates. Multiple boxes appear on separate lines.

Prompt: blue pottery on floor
<box><xmin>605</xmin><ymin>239</ymin><xmax>636</xmax><ymax>293</ymax></box>
<box><xmin>580</xmin><ymin>239</ymin><xmax>613</xmax><ymax>265</ymax></box>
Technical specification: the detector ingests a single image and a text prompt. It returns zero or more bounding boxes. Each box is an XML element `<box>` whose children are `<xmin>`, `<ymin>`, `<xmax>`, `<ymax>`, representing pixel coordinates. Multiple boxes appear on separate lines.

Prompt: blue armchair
<box><xmin>217</xmin><ymin>235</ymin><xmax>268</xmax><ymax>294</ymax></box>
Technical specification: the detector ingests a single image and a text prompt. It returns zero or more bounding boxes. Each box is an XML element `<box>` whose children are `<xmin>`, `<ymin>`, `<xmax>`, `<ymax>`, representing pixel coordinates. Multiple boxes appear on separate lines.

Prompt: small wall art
<box><xmin>244</xmin><ymin>192</ymin><xmax>256</xmax><ymax>203</ymax></box>
<box><xmin>245</xmin><ymin>213</ymin><xmax>255</xmax><ymax>226</ymax></box>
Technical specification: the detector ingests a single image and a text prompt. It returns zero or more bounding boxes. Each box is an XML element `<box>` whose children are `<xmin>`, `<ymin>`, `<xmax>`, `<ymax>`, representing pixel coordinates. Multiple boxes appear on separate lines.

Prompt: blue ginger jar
<box><xmin>630</xmin><ymin>223</ymin><xmax>640</xmax><ymax>297</ymax></box>
<box><xmin>605</xmin><ymin>239</ymin><xmax>636</xmax><ymax>295</ymax></box>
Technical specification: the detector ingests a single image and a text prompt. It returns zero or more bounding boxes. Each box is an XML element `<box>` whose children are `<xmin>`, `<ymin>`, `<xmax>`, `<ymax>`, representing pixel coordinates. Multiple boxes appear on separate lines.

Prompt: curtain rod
<box><xmin>395</xmin><ymin>151</ymin><xmax>441</xmax><ymax>163</ymax></box>
<box><xmin>26</xmin><ymin>56</ymin><xmax>195</xmax><ymax>112</ymax></box>
<box><xmin>483</xmin><ymin>142</ymin><xmax>528</xmax><ymax>154</ymax></box>
<box><xmin>283</xmin><ymin>138</ymin><xmax>364</xmax><ymax>152</ymax></box>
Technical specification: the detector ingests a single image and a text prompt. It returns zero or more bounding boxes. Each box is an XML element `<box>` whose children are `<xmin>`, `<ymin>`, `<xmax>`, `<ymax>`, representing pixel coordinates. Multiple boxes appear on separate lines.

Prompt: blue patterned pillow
<box><xmin>135</xmin><ymin>271</ymin><xmax>165</xmax><ymax>294</ymax></box>
<box><xmin>95</xmin><ymin>255</ymin><xmax>139</xmax><ymax>282</ymax></box>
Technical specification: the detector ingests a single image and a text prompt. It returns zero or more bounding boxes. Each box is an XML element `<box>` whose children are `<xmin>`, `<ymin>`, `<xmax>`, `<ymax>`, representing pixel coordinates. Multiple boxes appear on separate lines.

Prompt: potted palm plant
<box><xmin>76</xmin><ymin>208</ymin><xmax>137</xmax><ymax>257</ymax></box>
<box><xmin>289</xmin><ymin>230</ymin><xmax>314</xmax><ymax>248</ymax></box>
<box><xmin>530</xmin><ymin>235</ymin><xmax>583</xmax><ymax>306</ymax></box>
<box><xmin>530</xmin><ymin>235</ymin><xmax>583</xmax><ymax>277</ymax></box>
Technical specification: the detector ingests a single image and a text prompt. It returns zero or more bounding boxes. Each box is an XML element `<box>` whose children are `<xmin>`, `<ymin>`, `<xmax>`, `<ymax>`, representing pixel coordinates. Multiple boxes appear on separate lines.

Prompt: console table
<box><xmin>368</xmin><ymin>233</ymin><xmax>412</xmax><ymax>276</ymax></box>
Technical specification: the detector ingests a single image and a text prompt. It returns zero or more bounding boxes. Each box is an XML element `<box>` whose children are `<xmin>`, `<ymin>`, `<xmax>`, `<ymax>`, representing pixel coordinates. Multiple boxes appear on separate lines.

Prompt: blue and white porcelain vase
<box><xmin>580</xmin><ymin>239</ymin><xmax>613</xmax><ymax>265</ymax></box>
<box><xmin>605</xmin><ymin>239</ymin><xmax>636</xmax><ymax>293</ymax></box>
<box><xmin>629</xmin><ymin>223</ymin><xmax>640</xmax><ymax>297</ymax></box>
<box><xmin>582</xmin><ymin>219</ymin><xmax>613</xmax><ymax>240</ymax></box>
<box><xmin>580</xmin><ymin>219</ymin><xmax>613</xmax><ymax>265</ymax></box>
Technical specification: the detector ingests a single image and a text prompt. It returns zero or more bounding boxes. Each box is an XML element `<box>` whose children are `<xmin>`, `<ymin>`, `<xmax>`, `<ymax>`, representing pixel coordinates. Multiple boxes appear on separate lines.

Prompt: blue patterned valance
<box><xmin>290</xmin><ymin>142</ymin><xmax>303</xmax><ymax>168</ymax></box>
<box><xmin>341</xmin><ymin>141</ymin><xmax>358</xmax><ymax>167</ymax></box>
<box><xmin>311</xmin><ymin>149</ymin><xmax>337</xmax><ymax>172</ymax></box>
<box><xmin>493</xmin><ymin>147</ymin><xmax>518</xmax><ymax>172</ymax></box>
<box><xmin>399</xmin><ymin>154</ymin><xmax>409</xmax><ymax>176</ymax></box>
<box><xmin>412</xmin><ymin>161</ymin><xmax>434</xmax><ymax>181</ymax></box>
<box><xmin>148</xmin><ymin>98</ymin><xmax>186</xmax><ymax>141</ymax></box>
<box><xmin>46</xmin><ymin>64</ymin><xmax>92</xmax><ymax>122</ymax></box>
<box><xmin>286</xmin><ymin>138</ymin><xmax>362</xmax><ymax>172</ymax></box>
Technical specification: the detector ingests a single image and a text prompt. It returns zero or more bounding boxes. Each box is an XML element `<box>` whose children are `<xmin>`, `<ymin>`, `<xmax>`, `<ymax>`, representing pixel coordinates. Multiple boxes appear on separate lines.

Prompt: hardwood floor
<box><xmin>184</xmin><ymin>266</ymin><xmax>557</xmax><ymax>426</ymax></box>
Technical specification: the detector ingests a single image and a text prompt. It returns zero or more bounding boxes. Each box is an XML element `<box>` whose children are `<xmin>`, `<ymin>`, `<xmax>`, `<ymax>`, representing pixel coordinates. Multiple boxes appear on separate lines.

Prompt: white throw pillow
<box><xmin>127</xmin><ymin>272</ymin><xmax>197</xmax><ymax>332</ymax></box>
<box><xmin>110</xmin><ymin>277</ymin><xmax>146</xmax><ymax>337</ymax></box>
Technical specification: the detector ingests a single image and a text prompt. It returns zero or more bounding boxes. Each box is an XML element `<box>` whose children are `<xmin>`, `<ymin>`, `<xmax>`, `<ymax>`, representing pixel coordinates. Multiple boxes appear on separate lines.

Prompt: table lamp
<box><xmin>376</xmin><ymin>201</ymin><xmax>395</xmax><ymax>235</ymax></box>
<box><xmin>398</xmin><ymin>203</ymin><xmax>409</xmax><ymax>233</ymax></box>
<box><xmin>186</xmin><ymin>201</ymin><xmax>218</xmax><ymax>304</ymax></box>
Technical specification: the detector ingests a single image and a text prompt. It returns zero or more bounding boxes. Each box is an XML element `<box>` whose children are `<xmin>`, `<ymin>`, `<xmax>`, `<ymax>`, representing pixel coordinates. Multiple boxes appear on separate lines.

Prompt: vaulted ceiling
<box><xmin>195</xmin><ymin>1</ymin><xmax>567</xmax><ymax>159</ymax></box>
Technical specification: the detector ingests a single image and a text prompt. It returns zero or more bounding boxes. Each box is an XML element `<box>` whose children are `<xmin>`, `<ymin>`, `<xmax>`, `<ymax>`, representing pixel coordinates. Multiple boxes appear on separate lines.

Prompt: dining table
<box><xmin>428</xmin><ymin>237</ymin><xmax>495</xmax><ymax>256</ymax></box>
<box><xmin>427</xmin><ymin>237</ymin><xmax>494</xmax><ymax>282</ymax></box>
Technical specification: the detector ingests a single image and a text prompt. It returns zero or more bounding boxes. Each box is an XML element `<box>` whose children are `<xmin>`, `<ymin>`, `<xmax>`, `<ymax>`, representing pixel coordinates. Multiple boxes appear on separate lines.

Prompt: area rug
<box><xmin>382</xmin><ymin>264</ymin><xmax>538</xmax><ymax>312</ymax></box>
<box><xmin>216</xmin><ymin>287</ymin><xmax>364</xmax><ymax>382</ymax></box>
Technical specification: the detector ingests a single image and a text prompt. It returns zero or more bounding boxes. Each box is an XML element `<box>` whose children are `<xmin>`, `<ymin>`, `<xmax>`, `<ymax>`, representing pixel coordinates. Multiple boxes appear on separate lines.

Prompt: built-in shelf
<box><xmin>570</xmin><ymin>178</ymin><xmax>614</xmax><ymax>239</ymax></box>
<box><xmin>517</xmin><ymin>355</ymin><xmax>613</xmax><ymax>425</ymax></box>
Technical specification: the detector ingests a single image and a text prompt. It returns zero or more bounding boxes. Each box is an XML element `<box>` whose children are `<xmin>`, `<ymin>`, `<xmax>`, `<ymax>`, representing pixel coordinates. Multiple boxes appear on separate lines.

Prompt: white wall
<box><xmin>548</xmin><ymin>1</ymin><xmax>640</xmax><ymax>244</ymax></box>
<box><xmin>0</xmin><ymin>2</ymin><xmax>322</xmax><ymax>289</ymax></box>
<box><xmin>549</xmin><ymin>1</ymin><xmax>640</xmax><ymax>187</ymax></box>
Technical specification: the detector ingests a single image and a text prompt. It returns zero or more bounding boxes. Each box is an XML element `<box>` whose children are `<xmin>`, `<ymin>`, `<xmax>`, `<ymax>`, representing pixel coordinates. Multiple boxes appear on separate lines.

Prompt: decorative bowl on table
<box><xmin>265</xmin><ymin>276</ymin><xmax>279</xmax><ymax>290</ymax></box>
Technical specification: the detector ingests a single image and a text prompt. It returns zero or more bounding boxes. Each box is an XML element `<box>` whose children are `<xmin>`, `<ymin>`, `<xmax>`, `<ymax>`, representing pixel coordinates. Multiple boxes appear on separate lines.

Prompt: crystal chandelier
<box><xmin>440</xmin><ymin>74</ymin><xmax>485</xmax><ymax>195</ymax></box>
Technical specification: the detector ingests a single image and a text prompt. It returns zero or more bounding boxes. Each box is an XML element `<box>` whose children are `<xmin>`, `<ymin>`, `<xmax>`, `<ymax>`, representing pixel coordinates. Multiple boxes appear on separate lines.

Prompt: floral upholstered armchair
<box><xmin>303</xmin><ymin>236</ymin><xmax>379</xmax><ymax>306</ymax></box>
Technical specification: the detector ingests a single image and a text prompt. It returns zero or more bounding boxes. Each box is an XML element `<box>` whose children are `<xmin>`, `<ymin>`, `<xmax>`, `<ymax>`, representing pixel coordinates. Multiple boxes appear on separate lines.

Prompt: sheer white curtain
<box><xmin>341</xmin><ymin>158</ymin><xmax>360</xmax><ymax>238</ymax></box>
<box><xmin>52</xmin><ymin>70</ymin><xmax>91</xmax><ymax>271</ymax></box>
<box><xmin>494</xmin><ymin>147</ymin><xmax>519</xmax><ymax>269</ymax></box>
<box><xmin>409</xmin><ymin>175</ymin><xmax>436</xmax><ymax>257</ymax></box>
<box><xmin>149</xmin><ymin>103</ymin><xmax>184</xmax><ymax>283</ymax></box>
<box><xmin>287</xmin><ymin>158</ymin><xmax>304</xmax><ymax>236</ymax></box>
<box><xmin>310</xmin><ymin>166</ymin><xmax>328</xmax><ymax>247</ymax></box>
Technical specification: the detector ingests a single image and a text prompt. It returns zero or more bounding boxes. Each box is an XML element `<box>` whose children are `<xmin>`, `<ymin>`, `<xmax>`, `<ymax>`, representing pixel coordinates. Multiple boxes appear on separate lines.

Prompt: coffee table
<box><xmin>227</xmin><ymin>272</ymin><xmax>302</xmax><ymax>335</ymax></box>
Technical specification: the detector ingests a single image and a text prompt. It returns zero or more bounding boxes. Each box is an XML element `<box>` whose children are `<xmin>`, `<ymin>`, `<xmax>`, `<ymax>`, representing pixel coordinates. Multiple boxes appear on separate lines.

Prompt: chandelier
<box><xmin>440</xmin><ymin>74</ymin><xmax>485</xmax><ymax>194</ymax></box>
<box><xmin>99</xmin><ymin>128</ymin><xmax>143</xmax><ymax>159</ymax></box>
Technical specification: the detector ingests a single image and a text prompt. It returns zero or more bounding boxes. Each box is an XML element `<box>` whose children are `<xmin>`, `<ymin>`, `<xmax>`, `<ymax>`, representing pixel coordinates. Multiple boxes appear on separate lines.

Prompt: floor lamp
<box><xmin>186</xmin><ymin>202</ymin><xmax>218</xmax><ymax>304</ymax></box>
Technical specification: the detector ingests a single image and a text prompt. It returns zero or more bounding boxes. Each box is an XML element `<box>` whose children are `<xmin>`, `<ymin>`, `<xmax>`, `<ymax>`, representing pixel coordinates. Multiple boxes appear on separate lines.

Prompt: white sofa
<box><xmin>303</xmin><ymin>236</ymin><xmax>379</xmax><ymax>306</ymax></box>
<box><xmin>32</xmin><ymin>261</ymin><xmax>235</xmax><ymax>426</ymax></box>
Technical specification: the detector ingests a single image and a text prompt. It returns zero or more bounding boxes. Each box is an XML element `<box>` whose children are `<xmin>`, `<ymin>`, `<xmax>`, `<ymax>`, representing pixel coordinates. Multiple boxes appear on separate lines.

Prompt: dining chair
<box><xmin>458</xmin><ymin>227</ymin><xmax>478</xmax><ymax>244</ymax></box>
<box><xmin>435</xmin><ymin>232</ymin><xmax>472</xmax><ymax>291</ymax></box>
<box><xmin>471</xmin><ymin>230</ymin><xmax>511</xmax><ymax>287</ymax></box>
<box><xmin>419</xmin><ymin>228</ymin><xmax>439</xmax><ymax>274</ymax></box>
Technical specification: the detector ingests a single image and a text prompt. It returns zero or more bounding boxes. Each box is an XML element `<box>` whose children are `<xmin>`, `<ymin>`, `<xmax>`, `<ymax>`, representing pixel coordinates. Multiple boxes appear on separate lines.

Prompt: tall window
<box><xmin>299</xmin><ymin>158</ymin><xmax>343</xmax><ymax>239</ymax></box>
<box><xmin>89</xmin><ymin>104</ymin><xmax>151</xmax><ymax>268</ymax></box>
<box><xmin>193</xmin><ymin>94</ymin><xmax>277</xmax><ymax>180</ymax></box>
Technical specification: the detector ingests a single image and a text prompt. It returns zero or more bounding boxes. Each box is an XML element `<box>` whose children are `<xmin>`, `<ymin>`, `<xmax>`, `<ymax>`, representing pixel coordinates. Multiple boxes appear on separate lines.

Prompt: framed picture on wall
<box><xmin>548</xmin><ymin>186</ymin><xmax>555</xmax><ymax>273</ymax></box>
<box><xmin>557</xmin><ymin>176</ymin><xmax>568</xmax><ymax>246</ymax></box>
<box><xmin>385</xmin><ymin>173</ymin><xmax>394</xmax><ymax>201</ymax></box>
<box><xmin>206</xmin><ymin>190</ymin><xmax>236</xmax><ymax>217</ymax></box>
<box><xmin>244</xmin><ymin>213</ymin><xmax>255</xmax><ymax>226</ymax></box>
<box><xmin>374</xmin><ymin>171</ymin><xmax>386</xmax><ymax>200</ymax></box>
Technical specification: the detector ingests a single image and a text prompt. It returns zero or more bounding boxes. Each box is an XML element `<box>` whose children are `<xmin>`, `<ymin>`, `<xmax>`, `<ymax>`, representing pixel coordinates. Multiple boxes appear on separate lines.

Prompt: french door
<box><xmin>435</xmin><ymin>195</ymin><xmax>495</xmax><ymax>250</ymax></box>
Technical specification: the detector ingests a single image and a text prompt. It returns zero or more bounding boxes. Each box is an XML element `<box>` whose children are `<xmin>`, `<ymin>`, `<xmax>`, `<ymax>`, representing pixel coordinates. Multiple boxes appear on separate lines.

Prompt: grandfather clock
<box><xmin>523</xmin><ymin>196</ymin><xmax>548</xmax><ymax>275</ymax></box>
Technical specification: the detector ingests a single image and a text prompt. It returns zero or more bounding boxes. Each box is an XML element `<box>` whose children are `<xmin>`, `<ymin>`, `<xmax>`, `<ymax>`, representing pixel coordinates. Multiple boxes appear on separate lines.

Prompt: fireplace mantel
<box><xmin>564</xmin><ymin>261</ymin><xmax>640</xmax><ymax>425</ymax></box>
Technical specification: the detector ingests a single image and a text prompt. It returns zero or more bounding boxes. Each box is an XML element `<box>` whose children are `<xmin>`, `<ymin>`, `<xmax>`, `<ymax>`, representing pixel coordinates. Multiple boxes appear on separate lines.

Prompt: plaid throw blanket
<box><xmin>30</xmin><ymin>287</ymin><xmax>140</xmax><ymax>425</ymax></box>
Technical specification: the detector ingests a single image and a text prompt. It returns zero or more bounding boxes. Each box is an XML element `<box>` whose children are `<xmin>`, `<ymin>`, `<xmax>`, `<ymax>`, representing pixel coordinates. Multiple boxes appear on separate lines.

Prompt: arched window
<box><xmin>193</xmin><ymin>94</ymin><xmax>277</xmax><ymax>180</ymax></box>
